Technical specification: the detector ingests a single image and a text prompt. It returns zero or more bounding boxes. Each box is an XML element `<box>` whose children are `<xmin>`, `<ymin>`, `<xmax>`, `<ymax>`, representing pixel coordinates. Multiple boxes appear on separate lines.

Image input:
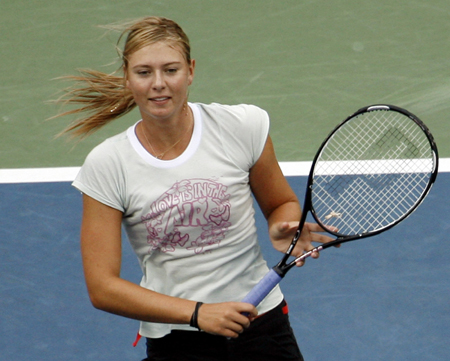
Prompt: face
<box><xmin>125</xmin><ymin>41</ymin><xmax>195</xmax><ymax>122</ymax></box>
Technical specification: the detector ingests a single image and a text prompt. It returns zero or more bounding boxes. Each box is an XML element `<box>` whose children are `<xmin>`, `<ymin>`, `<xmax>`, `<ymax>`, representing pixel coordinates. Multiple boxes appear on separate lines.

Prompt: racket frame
<box><xmin>277</xmin><ymin>104</ymin><xmax>438</xmax><ymax>275</ymax></box>
<box><xmin>242</xmin><ymin>104</ymin><xmax>438</xmax><ymax>307</ymax></box>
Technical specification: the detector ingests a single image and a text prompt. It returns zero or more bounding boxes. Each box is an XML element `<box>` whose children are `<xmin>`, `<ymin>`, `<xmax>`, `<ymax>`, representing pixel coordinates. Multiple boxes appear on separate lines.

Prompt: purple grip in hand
<box><xmin>241</xmin><ymin>269</ymin><xmax>283</xmax><ymax>307</ymax></box>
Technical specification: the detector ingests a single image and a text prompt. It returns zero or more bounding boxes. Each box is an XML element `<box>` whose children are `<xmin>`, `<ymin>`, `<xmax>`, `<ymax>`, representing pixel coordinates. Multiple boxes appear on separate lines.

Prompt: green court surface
<box><xmin>1</xmin><ymin>0</ymin><xmax>450</xmax><ymax>168</ymax></box>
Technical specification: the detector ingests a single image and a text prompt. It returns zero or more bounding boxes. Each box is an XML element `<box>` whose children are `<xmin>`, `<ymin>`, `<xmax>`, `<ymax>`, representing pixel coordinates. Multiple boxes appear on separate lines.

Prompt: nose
<box><xmin>152</xmin><ymin>71</ymin><xmax>166</xmax><ymax>90</ymax></box>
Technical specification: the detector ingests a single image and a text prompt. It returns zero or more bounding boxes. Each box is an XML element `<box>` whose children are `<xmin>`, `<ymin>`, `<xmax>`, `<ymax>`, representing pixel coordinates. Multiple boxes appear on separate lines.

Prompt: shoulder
<box><xmin>197</xmin><ymin>102</ymin><xmax>268</xmax><ymax>122</ymax></box>
<box><xmin>74</xmin><ymin>129</ymin><xmax>131</xmax><ymax>212</ymax></box>
<box><xmin>194</xmin><ymin>103</ymin><xmax>270</xmax><ymax>169</ymax></box>
<box><xmin>195</xmin><ymin>103</ymin><xmax>269</xmax><ymax>136</ymax></box>
<box><xmin>85</xmin><ymin>128</ymin><xmax>130</xmax><ymax>162</ymax></box>
<box><xmin>78</xmin><ymin>127</ymin><xmax>133</xmax><ymax>181</ymax></box>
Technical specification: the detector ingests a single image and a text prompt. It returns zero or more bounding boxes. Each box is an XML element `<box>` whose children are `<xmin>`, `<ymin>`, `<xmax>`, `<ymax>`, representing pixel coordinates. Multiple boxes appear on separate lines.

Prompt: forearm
<box><xmin>87</xmin><ymin>276</ymin><xmax>195</xmax><ymax>324</ymax></box>
<box><xmin>86</xmin><ymin>275</ymin><xmax>257</xmax><ymax>338</ymax></box>
<box><xmin>267</xmin><ymin>199</ymin><xmax>301</xmax><ymax>226</ymax></box>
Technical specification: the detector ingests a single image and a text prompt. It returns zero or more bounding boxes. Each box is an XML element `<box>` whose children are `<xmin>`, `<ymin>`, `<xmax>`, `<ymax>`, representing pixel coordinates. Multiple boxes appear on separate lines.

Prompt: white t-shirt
<box><xmin>72</xmin><ymin>102</ymin><xmax>284</xmax><ymax>338</ymax></box>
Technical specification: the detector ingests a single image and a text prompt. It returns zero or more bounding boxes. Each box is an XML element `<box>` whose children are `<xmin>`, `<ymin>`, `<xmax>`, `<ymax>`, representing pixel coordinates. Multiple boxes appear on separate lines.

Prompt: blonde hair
<box><xmin>53</xmin><ymin>16</ymin><xmax>191</xmax><ymax>138</ymax></box>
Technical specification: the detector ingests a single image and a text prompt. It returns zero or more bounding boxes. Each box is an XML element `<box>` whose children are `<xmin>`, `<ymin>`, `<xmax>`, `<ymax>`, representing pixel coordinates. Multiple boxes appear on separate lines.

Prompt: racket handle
<box><xmin>241</xmin><ymin>269</ymin><xmax>283</xmax><ymax>307</ymax></box>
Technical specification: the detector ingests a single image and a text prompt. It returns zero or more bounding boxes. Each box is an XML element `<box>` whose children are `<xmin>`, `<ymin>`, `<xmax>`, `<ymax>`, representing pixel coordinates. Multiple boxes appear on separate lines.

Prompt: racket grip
<box><xmin>241</xmin><ymin>269</ymin><xmax>283</xmax><ymax>307</ymax></box>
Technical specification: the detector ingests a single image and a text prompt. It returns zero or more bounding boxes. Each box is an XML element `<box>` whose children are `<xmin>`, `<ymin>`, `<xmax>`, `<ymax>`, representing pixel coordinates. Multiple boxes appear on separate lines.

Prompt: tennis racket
<box><xmin>243</xmin><ymin>104</ymin><xmax>438</xmax><ymax>307</ymax></box>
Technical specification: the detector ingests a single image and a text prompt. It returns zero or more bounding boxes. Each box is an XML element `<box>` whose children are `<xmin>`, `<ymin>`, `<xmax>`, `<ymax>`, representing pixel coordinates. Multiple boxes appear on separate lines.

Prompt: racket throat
<box><xmin>272</xmin><ymin>263</ymin><xmax>287</xmax><ymax>278</ymax></box>
<box><xmin>283</xmin><ymin>245</ymin><xmax>326</xmax><ymax>273</ymax></box>
<box><xmin>276</xmin><ymin>228</ymin><xmax>302</xmax><ymax>274</ymax></box>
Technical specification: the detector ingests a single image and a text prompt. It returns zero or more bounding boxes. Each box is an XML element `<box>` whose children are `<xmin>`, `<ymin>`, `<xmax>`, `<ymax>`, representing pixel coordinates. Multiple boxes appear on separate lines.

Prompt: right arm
<box><xmin>80</xmin><ymin>194</ymin><xmax>256</xmax><ymax>337</ymax></box>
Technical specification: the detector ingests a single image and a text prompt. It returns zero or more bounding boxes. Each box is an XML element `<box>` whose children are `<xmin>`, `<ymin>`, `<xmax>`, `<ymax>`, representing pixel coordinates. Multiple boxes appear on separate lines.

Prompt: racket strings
<box><xmin>311</xmin><ymin>110</ymin><xmax>434</xmax><ymax>235</ymax></box>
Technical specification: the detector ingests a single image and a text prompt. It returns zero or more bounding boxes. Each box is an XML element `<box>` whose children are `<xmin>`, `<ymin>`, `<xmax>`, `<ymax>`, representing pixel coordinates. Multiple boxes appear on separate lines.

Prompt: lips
<box><xmin>149</xmin><ymin>96</ymin><xmax>170</xmax><ymax>102</ymax></box>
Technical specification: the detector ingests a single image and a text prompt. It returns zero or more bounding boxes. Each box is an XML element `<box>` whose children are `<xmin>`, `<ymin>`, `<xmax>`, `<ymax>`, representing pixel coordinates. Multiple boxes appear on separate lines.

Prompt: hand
<box><xmin>196</xmin><ymin>302</ymin><xmax>258</xmax><ymax>338</ymax></box>
<box><xmin>270</xmin><ymin>221</ymin><xmax>338</xmax><ymax>267</ymax></box>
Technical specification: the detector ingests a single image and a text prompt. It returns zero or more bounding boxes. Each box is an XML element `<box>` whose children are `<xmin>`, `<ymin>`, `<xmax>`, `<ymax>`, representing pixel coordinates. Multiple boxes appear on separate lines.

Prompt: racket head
<box><xmin>308</xmin><ymin>104</ymin><xmax>438</xmax><ymax>245</ymax></box>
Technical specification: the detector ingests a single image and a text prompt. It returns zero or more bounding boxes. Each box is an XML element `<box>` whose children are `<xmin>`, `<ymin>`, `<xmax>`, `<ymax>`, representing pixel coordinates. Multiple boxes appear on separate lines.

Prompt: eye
<box><xmin>166</xmin><ymin>68</ymin><xmax>178</xmax><ymax>74</ymax></box>
<box><xmin>137</xmin><ymin>70</ymin><xmax>150</xmax><ymax>76</ymax></box>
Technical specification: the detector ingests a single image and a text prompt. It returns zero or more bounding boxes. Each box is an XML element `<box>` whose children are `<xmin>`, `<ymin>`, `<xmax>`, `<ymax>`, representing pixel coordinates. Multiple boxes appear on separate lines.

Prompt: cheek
<box><xmin>127</xmin><ymin>79</ymin><xmax>147</xmax><ymax>98</ymax></box>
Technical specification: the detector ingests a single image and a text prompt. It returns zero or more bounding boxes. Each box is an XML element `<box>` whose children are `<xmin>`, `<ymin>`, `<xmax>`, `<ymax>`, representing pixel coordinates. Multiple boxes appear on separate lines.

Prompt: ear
<box><xmin>188</xmin><ymin>59</ymin><xmax>196</xmax><ymax>86</ymax></box>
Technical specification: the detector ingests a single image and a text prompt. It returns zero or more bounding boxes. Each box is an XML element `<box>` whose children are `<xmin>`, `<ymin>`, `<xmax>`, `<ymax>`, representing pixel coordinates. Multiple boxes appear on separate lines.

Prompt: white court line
<box><xmin>0</xmin><ymin>167</ymin><xmax>81</xmax><ymax>184</ymax></box>
<box><xmin>280</xmin><ymin>158</ymin><xmax>449</xmax><ymax>176</ymax></box>
<box><xmin>0</xmin><ymin>159</ymin><xmax>449</xmax><ymax>184</ymax></box>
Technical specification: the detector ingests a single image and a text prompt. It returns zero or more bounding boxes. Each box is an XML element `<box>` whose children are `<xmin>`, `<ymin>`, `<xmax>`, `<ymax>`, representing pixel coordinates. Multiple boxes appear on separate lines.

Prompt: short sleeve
<box><xmin>72</xmin><ymin>139</ymin><xmax>127</xmax><ymax>212</ymax></box>
<box><xmin>217</xmin><ymin>104</ymin><xmax>270</xmax><ymax>170</ymax></box>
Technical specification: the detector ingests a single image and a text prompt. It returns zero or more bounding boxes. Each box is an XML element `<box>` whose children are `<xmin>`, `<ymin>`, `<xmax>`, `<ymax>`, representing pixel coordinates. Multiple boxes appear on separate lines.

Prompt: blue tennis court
<box><xmin>1</xmin><ymin>168</ymin><xmax>449</xmax><ymax>360</ymax></box>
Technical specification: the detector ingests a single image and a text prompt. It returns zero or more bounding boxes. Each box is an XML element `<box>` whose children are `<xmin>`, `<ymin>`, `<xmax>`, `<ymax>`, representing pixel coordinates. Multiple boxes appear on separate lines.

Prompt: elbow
<box><xmin>85</xmin><ymin>283</ymin><xmax>113</xmax><ymax>311</ymax></box>
<box><xmin>85</xmin><ymin>276</ymin><xmax>125</xmax><ymax>314</ymax></box>
<box><xmin>87</xmin><ymin>288</ymin><xmax>106</xmax><ymax>310</ymax></box>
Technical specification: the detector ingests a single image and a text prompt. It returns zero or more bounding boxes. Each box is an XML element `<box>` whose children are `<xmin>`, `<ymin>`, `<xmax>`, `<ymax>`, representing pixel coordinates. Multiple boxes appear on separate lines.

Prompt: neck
<box><xmin>140</xmin><ymin>104</ymin><xmax>193</xmax><ymax>160</ymax></box>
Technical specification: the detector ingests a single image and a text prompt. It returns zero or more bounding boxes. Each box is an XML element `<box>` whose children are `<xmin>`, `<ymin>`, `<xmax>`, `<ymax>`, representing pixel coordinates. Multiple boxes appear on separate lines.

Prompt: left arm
<box><xmin>249</xmin><ymin>136</ymin><xmax>332</xmax><ymax>263</ymax></box>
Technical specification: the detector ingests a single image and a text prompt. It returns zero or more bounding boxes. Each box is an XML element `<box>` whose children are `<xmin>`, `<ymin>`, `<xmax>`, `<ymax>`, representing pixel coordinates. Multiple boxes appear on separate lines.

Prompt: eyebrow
<box><xmin>132</xmin><ymin>61</ymin><xmax>183</xmax><ymax>69</ymax></box>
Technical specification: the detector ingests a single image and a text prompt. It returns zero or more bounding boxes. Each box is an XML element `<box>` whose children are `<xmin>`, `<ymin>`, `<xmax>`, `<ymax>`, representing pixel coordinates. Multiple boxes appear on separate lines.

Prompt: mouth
<box><xmin>149</xmin><ymin>96</ymin><xmax>171</xmax><ymax>102</ymax></box>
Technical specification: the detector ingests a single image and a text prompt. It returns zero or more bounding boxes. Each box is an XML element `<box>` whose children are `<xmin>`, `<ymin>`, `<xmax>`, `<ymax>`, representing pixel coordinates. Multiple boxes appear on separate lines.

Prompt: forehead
<box><xmin>127</xmin><ymin>41</ymin><xmax>187</xmax><ymax>66</ymax></box>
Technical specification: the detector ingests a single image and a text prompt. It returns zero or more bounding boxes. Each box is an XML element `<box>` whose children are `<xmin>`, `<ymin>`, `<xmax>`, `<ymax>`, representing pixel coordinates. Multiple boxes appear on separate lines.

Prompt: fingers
<box><xmin>294</xmin><ymin>249</ymin><xmax>320</xmax><ymax>267</ymax></box>
<box><xmin>304</xmin><ymin>223</ymin><xmax>335</xmax><ymax>243</ymax></box>
<box><xmin>272</xmin><ymin>221</ymin><xmax>341</xmax><ymax>267</ymax></box>
<box><xmin>294</xmin><ymin>222</ymin><xmax>344</xmax><ymax>267</ymax></box>
<box><xmin>226</xmin><ymin>314</ymin><xmax>251</xmax><ymax>338</ymax></box>
<box><xmin>305</xmin><ymin>223</ymin><xmax>340</xmax><ymax>248</ymax></box>
<box><xmin>197</xmin><ymin>302</ymin><xmax>258</xmax><ymax>338</ymax></box>
<box><xmin>293</xmin><ymin>223</ymin><xmax>326</xmax><ymax>267</ymax></box>
<box><xmin>304</xmin><ymin>222</ymin><xmax>327</xmax><ymax>233</ymax></box>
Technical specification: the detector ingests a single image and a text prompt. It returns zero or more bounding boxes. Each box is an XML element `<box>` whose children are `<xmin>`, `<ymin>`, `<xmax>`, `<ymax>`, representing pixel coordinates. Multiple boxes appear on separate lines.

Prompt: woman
<box><xmin>57</xmin><ymin>16</ymin><xmax>332</xmax><ymax>361</ymax></box>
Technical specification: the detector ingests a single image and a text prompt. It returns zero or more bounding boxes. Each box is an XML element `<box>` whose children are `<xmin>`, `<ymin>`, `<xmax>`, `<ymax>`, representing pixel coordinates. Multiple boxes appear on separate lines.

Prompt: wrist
<box><xmin>189</xmin><ymin>302</ymin><xmax>203</xmax><ymax>331</ymax></box>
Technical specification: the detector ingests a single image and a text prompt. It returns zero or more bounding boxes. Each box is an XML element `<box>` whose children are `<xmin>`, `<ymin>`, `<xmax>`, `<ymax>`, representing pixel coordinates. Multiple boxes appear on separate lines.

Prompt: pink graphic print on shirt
<box><xmin>142</xmin><ymin>179</ymin><xmax>231</xmax><ymax>254</ymax></box>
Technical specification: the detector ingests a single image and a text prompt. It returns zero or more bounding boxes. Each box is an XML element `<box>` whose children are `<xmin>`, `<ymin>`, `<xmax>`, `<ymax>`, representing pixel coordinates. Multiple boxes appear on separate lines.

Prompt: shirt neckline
<box><xmin>127</xmin><ymin>103</ymin><xmax>202</xmax><ymax>169</ymax></box>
